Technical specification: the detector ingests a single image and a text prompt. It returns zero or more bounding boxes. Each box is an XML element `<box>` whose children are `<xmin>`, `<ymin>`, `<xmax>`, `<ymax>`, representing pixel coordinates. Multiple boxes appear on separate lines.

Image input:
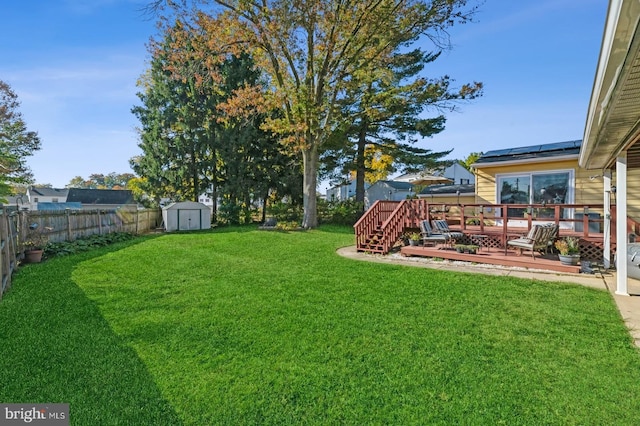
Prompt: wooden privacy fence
<box><xmin>0</xmin><ymin>209</ymin><xmax>19</xmax><ymax>301</ymax></box>
<box><xmin>0</xmin><ymin>208</ymin><xmax>162</xmax><ymax>301</ymax></box>
<box><xmin>18</xmin><ymin>208</ymin><xmax>162</xmax><ymax>244</ymax></box>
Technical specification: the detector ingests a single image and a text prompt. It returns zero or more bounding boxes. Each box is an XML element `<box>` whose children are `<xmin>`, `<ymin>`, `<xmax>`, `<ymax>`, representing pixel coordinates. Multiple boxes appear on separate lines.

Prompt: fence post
<box><xmin>66</xmin><ymin>209</ymin><xmax>73</xmax><ymax>241</ymax></box>
<box><xmin>18</xmin><ymin>209</ymin><xmax>28</xmax><ymax>253</ymax></box>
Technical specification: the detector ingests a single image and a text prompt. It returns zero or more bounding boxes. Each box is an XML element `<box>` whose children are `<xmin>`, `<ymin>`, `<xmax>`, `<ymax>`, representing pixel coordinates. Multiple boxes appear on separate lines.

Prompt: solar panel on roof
<box><xmin>481</xmin><ymin>148</ymin><xmax>512</xmax><ymax>157</ymax></box>
<box><xmin>479</xmin><ymin>140</ymin><xmax>582</xmax><ymax>160</ymax></box>
<box><xmin>541</xmin><ymin>140</ymin><xmax>579</xmax><ymax>151</ymax></box>
<box><xmin>508</xmin><ymin>145</ymin><xmax>542</xmax><ymax>155</ymax></box>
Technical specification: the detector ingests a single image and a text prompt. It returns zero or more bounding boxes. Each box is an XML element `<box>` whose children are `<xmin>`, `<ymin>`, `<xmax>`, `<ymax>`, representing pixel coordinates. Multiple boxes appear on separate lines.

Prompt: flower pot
<box><xmin>558</xmin><ymin>254</ymin><xmax>580</xmax><ymax>266</ymax></box>
<box><xmin>409</xmin><ymin>240</ymin><xmax>419</xmax><ymax>246</ymax></box>
<box><xmin>24</xmin><ymin>249</ymin><xmax>43</xmax><ymax>263</ymax></box>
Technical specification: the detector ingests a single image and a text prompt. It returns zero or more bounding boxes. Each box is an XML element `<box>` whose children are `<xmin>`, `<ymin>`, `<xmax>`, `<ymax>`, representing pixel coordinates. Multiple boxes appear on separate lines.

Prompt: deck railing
<box><xmin>355</xmin><ymin>200</ymin><xmax>626</xmax><ymax>256</ymax></box>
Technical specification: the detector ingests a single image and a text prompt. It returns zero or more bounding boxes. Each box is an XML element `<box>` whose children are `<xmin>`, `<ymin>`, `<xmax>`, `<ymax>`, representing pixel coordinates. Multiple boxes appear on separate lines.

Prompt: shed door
<box><xmin>177</xmin><ymin>209</ymin><xmax>202</xmax><ymax>230</ymax></box>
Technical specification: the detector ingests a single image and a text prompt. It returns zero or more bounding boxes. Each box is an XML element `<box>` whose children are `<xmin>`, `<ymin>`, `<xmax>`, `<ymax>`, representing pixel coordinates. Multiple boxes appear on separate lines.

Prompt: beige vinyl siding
<box><xmin>474</xmin><ymin>158</ymin><xmax>640</xmax><ymax>222</ymax></box>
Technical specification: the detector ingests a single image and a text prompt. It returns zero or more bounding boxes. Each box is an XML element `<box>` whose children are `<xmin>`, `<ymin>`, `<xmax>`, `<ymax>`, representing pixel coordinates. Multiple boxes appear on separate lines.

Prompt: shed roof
<box><xmin>163</xmin><ymin>201</ymin><xmax>210</xmax><ymax>210</ymax></box>
<box><xmin>473</xmin><ymin>140</ymin><xmax>582</xmax><ymax>167</ymax></box>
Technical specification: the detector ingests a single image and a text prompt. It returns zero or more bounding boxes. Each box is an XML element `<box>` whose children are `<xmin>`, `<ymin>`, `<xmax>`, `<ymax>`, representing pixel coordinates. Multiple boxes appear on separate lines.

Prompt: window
<box><xmin>460</xmin><ymin>178</ymin><xmax>470</xmax><ymax>185</ymax></box>
<box><xmin>52</xmin><ymin>198</ymin><xmax>59</xmax><ymax>203</ymax></box>
<box><xmin>497</xmin><ymin>170</ymin><xmax>573</xmax><ymax>218</ymax></box>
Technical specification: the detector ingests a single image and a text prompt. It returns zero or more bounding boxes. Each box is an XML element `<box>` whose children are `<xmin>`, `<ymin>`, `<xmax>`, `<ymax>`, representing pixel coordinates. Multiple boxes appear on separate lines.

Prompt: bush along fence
<box><xmin>0</xmin><ymin>208</ymin><xmax>162</xmax><ymax>301</ymax></box>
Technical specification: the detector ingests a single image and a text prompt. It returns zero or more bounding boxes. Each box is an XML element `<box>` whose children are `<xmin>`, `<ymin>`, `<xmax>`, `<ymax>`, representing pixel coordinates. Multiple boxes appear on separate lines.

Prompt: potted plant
<box><xmin>555</xmin><ymin>236</ymin><xmax>581</xmax><ymax>265</ymax></box>
<box><xmin>22</xmin><ymin>223</ymin><xmax>50</xmax><ymax>263</ymax></box>
<box><xmin>408</xmin><ymin>232</ymin><xmax>421</xmax><ymax>246</ymax></box>
<box><xmin>467</xmin><ymin>244</ymin><xmax>479</xmax><ymax>254</ymax></box>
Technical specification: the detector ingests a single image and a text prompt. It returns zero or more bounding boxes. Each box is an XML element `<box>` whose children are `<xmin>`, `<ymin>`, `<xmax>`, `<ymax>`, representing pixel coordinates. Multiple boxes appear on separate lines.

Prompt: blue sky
<box><xmin>1</xmin><ymin>0</ymin><xmax>608</xmax><ymax>189</ymax></box>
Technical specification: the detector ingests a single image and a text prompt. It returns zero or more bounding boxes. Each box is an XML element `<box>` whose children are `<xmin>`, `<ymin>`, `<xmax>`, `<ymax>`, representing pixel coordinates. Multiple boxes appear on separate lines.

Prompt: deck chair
<box><xmin>431</xmin><ymin>219</ymin><xmax>464</xmax><ymax>242</ymax></box>
<box><xmin>419</xmin><ymin>220</ymin><xmax>450</xmax><ymax>248</ymax></box>
<box><xmin>506</xmin><ymin>224</ymin><xmax>556</xmax><ymax>258</ymax></box>
<box><xmin>539</xmin><ymin>223</ymin><xmax>559</xmax><ymax>254</ymax></box>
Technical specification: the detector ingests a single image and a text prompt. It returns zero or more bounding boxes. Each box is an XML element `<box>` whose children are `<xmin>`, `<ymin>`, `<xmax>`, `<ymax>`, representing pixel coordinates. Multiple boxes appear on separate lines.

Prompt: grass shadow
<box><xmin>0</xmin><ymin>239</ymin><xmax>183</xmax><ymax>425</ymax></box>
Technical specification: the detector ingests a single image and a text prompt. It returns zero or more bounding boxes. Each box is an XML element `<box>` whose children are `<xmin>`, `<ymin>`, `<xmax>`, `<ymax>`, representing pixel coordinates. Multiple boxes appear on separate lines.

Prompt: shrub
<box><xmin>44</xmin><ymin>232</ymin><xmax>136</xmax><ymax>258</ymax></box>
<box><xmin>317</xmin><ymin>199</ymin><xmax>364</xmax><ymax>226</ymax></box>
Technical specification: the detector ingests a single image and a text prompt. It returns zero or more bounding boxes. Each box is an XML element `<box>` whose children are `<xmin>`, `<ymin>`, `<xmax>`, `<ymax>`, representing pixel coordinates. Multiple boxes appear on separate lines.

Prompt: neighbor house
<box><xmin>25</xmin><ymin>187</ymin><xmax>69</xmax><ymax>210</ymax></box>
<box><xmin>364</xmin><ymin>180</ymin><xmax>415</xmax><ymax>209</ymax></box>
<box><xmin>326</xmin><ymin>179</ymin><xmax>370</xmax><ymax>202</ymax></box>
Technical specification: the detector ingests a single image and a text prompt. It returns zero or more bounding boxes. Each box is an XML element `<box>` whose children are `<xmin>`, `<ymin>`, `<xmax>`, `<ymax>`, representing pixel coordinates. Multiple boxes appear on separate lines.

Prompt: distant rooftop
<box><xmin>29</xmin><ymin>187</ymin><xmax>69</xmax><ymax>197</ymax></box>
<box><xmin>66</xmin><ymin>188</ymin><xmax>134</xmax><ymax>205</ymax></box>
<box><xmin>375</xmin><ymin>180</ymin><xmax>414</xmax><ymax>190</ymax></box>
<box><xmin>473</xmin><ymin>140</ymin><xmax>582</xmax><ymax>166</ymax></box>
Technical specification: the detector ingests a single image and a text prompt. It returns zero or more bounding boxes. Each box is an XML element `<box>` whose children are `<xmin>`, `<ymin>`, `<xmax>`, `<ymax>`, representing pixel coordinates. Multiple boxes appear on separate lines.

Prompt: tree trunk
<box><xmin>301</xmin><ymin>145</ymin><xmax>319</xmax><ymax>229</ymax></box>
<box><xmin>355</xmin><ymin>121</ymin><xmax>367</xmax><ymax>207</ymax></box>
<box><xmin>211</xmin><ymin>151</ymin><xmax>218</xmax><ymax>224</ymax></box>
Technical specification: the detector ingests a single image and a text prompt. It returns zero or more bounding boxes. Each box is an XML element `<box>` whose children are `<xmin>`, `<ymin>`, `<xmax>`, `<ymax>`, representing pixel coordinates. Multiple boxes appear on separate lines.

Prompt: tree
<box><xmin>66</xmin><ymin>173</ymin><xmax>136</xmax><ymax>189</ymax></box>
<box><xmin>322</xmin><ymin>48</ymin><xmax>480</xmax><ymax>205</ymax></box>
<box><xmin>0</xmin><ymin>79</ymin><xmax>41</xmax><ymax>197</ymax></box>
<box><xmin>132</xmin><ymin>27</ymin><xmax>217</xmax><ymax>204</ymax></box>
<box><xmin>134</xmin><ymin>24</ymin><xmax>302</xmax><ymax>221</ymax></box>
<box><xmin>461</xmin><ymin>151</ymin><xmax>482</xmax><ymax>171</ymax></box>
<box><xmin>150</xmin><ymin>0</ymin><xmax>481</xmax><ymax>228</ymax></box>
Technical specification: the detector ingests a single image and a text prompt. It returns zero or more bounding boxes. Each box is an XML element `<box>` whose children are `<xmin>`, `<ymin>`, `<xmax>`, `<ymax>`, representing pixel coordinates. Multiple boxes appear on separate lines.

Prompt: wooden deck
<box><xmin>400</xmin><ymin>244</ymin><xmax>582</xmax><ymax>274</ymax></box>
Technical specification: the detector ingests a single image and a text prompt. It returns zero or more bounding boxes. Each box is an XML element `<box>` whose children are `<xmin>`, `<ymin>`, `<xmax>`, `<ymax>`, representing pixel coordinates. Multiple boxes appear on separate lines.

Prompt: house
<box><xmin>26</xmin><ymin>187</ymin><xmax>69</xmax><ymax>210</ymax></box>
<box><xmin>66</xmin><ymin>188</ymin><xmax>137</xmax><ymax>210</ymax></box>
<box><xmin>471</xmin><ymin>140</ymin><xmax>590</xmax><ymax>204</ymax></box>
<box><xmin>365</xmin><ymin>180</ymin><xmax>414</xmax><ymax>208</ymax></box>
<box><xmin>580</xmin><ymin>0</ymin><xmax>640</xmax><ymax>295</ymax></box>
<box><xmin>326</xmin><ymin>179</ymin><xmax>372</xmax><ymax>202</ymax></box>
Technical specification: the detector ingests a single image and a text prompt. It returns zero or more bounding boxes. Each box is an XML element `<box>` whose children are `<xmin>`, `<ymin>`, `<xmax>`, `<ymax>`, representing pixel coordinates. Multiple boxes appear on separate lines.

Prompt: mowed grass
<box><xmin>1</xmin><ymin>226</ymin><xmax>640</xmax><ymax>425</ymax></box>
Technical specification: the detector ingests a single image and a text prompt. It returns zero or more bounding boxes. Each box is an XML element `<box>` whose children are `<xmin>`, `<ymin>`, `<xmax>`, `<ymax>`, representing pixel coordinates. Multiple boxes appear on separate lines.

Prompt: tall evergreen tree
<box><xmin>131</xmin><ymin>27</ymin><xmax>217</xmax><ymax>204</ymax></box>
<box><xmin>321</xmin><ymin>48</ymin><xmax>481</xmax><ymax>205</ymax></box>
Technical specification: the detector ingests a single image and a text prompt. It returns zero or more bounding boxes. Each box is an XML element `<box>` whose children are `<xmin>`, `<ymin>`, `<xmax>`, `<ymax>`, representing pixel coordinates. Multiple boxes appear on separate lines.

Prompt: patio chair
<box><xmin>419</xmin><ymin>220</ymin><xmax>450</xmax><ymax>247</ymax></box>
<box><xmin>506</xmin><ymin>223</ymin><xmax>557</xmax><ymax>258</ymax></box>
<box><xmin>431</xmin><ymin>219</ymin><xmax>464</xmax><ymax>242</ymax></box>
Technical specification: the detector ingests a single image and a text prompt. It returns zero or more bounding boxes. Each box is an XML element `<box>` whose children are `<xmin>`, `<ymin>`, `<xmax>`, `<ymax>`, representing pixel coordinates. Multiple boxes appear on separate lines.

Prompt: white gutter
<box><xmin>470</xmin><ymin>154</ymin><xmax>579</xmax><ymax>169</ymax></box>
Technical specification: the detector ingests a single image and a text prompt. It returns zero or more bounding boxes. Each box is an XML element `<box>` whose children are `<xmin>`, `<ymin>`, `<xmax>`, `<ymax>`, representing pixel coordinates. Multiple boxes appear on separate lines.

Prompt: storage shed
<box><xmin>162</xmin><ymin>202</ymin><xmax>211</xmax><ymax>231</ymax></box>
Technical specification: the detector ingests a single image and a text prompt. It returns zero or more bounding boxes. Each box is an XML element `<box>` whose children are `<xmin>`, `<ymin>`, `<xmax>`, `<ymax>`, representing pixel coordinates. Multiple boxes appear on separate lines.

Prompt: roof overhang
<box><xmin>471</xmin><ymin>154</ymin><xmax>579</xmax><ymax>169</ymax></box>
<box><xmin>581</xmin><ymin>0</ymin><xmax>640</xmax><ymax>170</ymax></box>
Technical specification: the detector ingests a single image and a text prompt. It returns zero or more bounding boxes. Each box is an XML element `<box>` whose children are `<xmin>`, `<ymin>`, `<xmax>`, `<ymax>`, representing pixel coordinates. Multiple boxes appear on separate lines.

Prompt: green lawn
<box><xmin>1</xmin><ymin>226</ymin><xmax>640</xmax><ymax>425</ymax></box>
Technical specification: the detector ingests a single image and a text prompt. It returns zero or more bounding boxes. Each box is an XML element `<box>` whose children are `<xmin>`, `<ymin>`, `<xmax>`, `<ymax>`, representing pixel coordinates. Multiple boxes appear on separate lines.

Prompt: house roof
<box><xmin>66</xmin><ymin>188</ymin><xmax>134</xmax><ymax>205</ymax></box>
<box><xmin>472</xmin><ymin>140</ymin><xmax>582</xmax><ymax>167</ymax></box>
<box><xmin>373</xmin><ymin>180</ymin><xmax>414</xmax><ymax>190</ymax></box>
<box><xmin>28</xmin><ymin>187</ymin><xmax>69</xmax><ymax>197</ymax></box>
<box><xmin>419</xmin><ymin>184</ymin><xmax>475</xmax><ymax>195</ymax></box>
